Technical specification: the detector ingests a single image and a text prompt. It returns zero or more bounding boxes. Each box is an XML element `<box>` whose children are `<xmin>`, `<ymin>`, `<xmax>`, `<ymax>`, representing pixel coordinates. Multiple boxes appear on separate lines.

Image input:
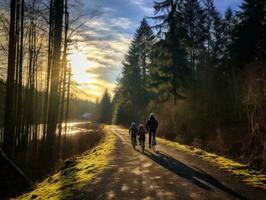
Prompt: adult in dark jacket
<box><xmin>146</xmin><ymin>113</ymin><xmax>158</xmax><ymax>148</ymax></box>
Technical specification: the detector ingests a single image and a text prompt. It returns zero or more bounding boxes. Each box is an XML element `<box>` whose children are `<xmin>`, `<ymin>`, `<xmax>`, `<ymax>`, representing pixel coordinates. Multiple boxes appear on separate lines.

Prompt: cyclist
<box><xmin>146</xmin><ymin>113</ymin><xmax>158</xmax><ymax>148</ymax></box>
<box><xmin>129</xmin><ymin>122</ymin><xmax>138</xmax><ymax>148</ymax></box>
<box><xmin>138</xmin><ymin>124</ymin><xmax>146</xmax><ymax>151</ymax></box>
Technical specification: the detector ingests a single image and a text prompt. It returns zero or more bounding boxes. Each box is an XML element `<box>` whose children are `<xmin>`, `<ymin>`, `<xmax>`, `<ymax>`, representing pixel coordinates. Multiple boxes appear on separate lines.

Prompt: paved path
<box><xmin>77</xmin><ymin>126</ymin><xmax>266</xmax><ymax>200</ymax></box>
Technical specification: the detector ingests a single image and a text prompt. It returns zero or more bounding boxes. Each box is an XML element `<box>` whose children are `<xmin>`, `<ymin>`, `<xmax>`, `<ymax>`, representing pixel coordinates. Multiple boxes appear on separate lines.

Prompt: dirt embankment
<box><xmin>1</xmin><ymin>123</ymin><xmax>104</xmax><ymax>199</ymax></box>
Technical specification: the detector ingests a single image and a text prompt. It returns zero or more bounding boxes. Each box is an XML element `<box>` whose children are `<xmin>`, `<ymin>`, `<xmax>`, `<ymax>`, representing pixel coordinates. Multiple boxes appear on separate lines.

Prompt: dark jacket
<box><xmin>129</xmin><ymin>125</ymin><xmax>138</xmax><ymax>136</ymax></box>
<box><xmin>138</xmin><ymin>124</ymin><xmax>146</xmax><ymax>140</ymax></box>
<box><xmin>146</xmin><ymin>116</ymin><xmax>158</xmax><ymax>132</ymax></box>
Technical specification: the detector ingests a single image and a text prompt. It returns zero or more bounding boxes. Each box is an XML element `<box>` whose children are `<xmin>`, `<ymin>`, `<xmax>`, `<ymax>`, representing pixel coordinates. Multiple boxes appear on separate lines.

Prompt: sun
<box><xmin>68</xmin><ymin>49</ymin><xmax>115</xmax><ymax>101</ymax></box>
<box><xmin>69</xmin><ymin>51</ymin><xmax>95</xmax><ymax>84</ymax></box>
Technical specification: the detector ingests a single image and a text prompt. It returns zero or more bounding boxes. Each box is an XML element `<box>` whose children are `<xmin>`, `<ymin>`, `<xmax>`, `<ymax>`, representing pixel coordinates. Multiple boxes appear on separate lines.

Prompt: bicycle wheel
<box><xmin>133</xmin><ymin>139</ymin><xmax>136</xmax><ymax>150</ymax></box>
<box><xmin>141</xmin><ymin>141</ymin><xmax>145</xmax><ymax>153</ymax></box>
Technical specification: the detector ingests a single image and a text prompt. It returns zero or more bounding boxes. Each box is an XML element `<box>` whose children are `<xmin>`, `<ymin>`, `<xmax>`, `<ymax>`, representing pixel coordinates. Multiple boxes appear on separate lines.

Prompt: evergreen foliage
<box><xmin>113</xmin><ymin>0</ymin><xmax>266</xmax><ymax>168</ymax></box>
<box><xmin>97</xmin><ymin>90</ymin><xmax>112</xmax><ymax>124</ymax></box>
<box><xmin>232</xmin><ymin>0</ymin><xmax>266</xmax><ymax>64</ymax></box>
<box><xmin>113</xmin><ymin>18</ymin><xmax>155</xmax><ymax>125</ymax></box>
<box><xmin>151</xmin><ymin>0</ymin><xmax>191</xmax><ymax>103</ymax></box>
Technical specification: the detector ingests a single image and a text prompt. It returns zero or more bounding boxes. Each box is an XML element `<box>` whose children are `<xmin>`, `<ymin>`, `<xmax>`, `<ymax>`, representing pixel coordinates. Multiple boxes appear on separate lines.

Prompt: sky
<box><xmin>70</xmin><ymin>0</ymin><xmax>242</xmax><ymax>101</ymax></box>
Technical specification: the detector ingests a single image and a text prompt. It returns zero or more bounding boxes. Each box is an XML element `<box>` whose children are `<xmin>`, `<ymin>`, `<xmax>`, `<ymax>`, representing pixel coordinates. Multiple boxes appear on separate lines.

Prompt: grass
<box><xmin>158</xmin><ymin>137</ymin><xmax>266</xmax><ymax>189</ymax></box>
<box><xmin>15</xmin><ymin>126</ymin><xmax>116</xmax><ymax>200</ymax></box>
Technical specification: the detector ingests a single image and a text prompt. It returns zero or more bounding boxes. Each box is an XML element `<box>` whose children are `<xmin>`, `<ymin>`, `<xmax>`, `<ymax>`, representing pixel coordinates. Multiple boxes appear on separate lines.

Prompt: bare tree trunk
<box><xmin>43</xmin><ymin>0</ymin><xmax>55</xmax><ymax>141</ymax></box>
<box><xmin>14</xmin><ymin>0</ymin><xmax>21</xmax><ymax>151</ymax></box>
<box><xmin>46</xmin><ymin>0</ymin><xmax>64</xmax><ymax>163</ymax></box>
<box><xmin>3</xmin><ymin>0</ymin><xmax>18</xmax><ymax>158</ymax></box>
<box><xmin>65</xmin><ymin>66</ymin><xmax>71</xmax><ymax>135</ymax></box>
<box><xmin>58</xmin><ymin>0</ymin><xmax>69</xmax><ymax>158</ymax></box>
<box><xmin>16</xmin><ymin>0</ymin><xmax>24</xmax><ymax>152</ymax></box>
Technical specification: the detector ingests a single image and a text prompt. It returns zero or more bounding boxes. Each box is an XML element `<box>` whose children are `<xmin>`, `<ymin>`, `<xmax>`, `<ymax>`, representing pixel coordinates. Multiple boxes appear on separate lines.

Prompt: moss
<box><xmin>16</xmin><ymin>126</ymin><xmax>116</xmax><ymax>200</ymax></box>
<box><xmin>158</xmin><ymin>137</ymin><xmax>266</xmax><ymax>189</ymax></box>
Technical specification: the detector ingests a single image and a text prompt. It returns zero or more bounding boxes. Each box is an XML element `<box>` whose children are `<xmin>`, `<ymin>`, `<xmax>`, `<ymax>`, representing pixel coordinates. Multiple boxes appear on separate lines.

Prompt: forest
<box><xmin>0</xmin><ymin>0</ymin><xmax>99</xmax><ymax>197</ymax></box>
<box><xmin>1</xmin><ymin>0</ymin><xmax>266</xmax><ymax>199</ymax></box>
<box><xmin>110</xmin><ymin>0</ymin><xmax>266</xmax><ymax>170</ymax></box>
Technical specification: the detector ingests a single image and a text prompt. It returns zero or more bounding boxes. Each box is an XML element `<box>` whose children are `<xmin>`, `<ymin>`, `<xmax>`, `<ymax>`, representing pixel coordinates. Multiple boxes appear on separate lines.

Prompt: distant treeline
<box><xmin>0</xmin><ymin>80</ymin><xmax>95</xmax><ymax>125</ymax></box>
<box><xmin>97</xmin><ymin>0</ymin><xmax>266</xmax><ymax>168</ymax></box>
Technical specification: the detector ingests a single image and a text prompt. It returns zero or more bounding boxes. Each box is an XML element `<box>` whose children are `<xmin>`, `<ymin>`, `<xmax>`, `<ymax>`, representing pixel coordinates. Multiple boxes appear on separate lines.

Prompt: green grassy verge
<box><xmin>16</xmin><ymin>126</ymin><xmax>116</xmax><ymax>200</ymax></box>
<box><xmin>158</xmin><ymin>137</ymin><xmax>266</xmax><ymax>189</ymax></box>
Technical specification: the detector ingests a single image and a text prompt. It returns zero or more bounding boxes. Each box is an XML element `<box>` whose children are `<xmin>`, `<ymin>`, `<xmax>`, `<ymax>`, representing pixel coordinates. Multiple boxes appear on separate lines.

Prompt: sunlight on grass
<box><xmin>158</xmin><ymin>138</ymin><xmax>266</xmax><ymax>189</ymax></box>
<box><xmin>16</xmin><ymin>126</ymin><xmax>116</xmax><ymax>200</ymax></box>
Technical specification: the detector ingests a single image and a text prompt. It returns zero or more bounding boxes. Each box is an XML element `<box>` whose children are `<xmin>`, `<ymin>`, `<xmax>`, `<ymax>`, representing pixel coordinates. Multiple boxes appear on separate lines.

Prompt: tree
<box><xmin>3</xmin><ymin>0</ymin><xmax>19</xmax><ymax>158</ymax></box>
<box><xmin>46</xmin><ymin>0</ymin><xmax>65</xmax><ymax>163</ymax></box>
<box><xmin>97</xmin><ymin>90</ymin><xmax>112</xmax><ymax>124</ymax></box>
<box><xmin>113</xmin><ymin>19</ymin><xmax>153</xmax><ymax>124</ymax></box>
<box><xmin>222</xmin><ymin>8</ymin><xmax>237</xmax><ymax>66</ymax></box>
<box><xmin>232</xmin><ymin>0</ymin><xmax>266</xmax><ymax>64</ymax></box>
<box><xmin>150</xmin><ymin>0</ymin><xmax>190</xmax><ymax>103</ymax></box>
<box><xmin>182</xmin><ymin>0</ymin><xmax>206</xmax><ymax>73</ymax></box>
<box><xmin>113</xmin><ymin>52</ymin><xmax>144</xmax><ymax>124</ymax></box>
<box><xmin>203</xmin><ymin>0</ymin><xmax>223</xmax><ymax>64</ymax></box>
<box><xmin>135</xmin><ymin>18</ymin><xmax>155</xmax><ymax>85</ymax></box>
<box><xmin>219</xmin><ymin>8</ymin><xmax>239</xmax><ymax>116</ymax></box>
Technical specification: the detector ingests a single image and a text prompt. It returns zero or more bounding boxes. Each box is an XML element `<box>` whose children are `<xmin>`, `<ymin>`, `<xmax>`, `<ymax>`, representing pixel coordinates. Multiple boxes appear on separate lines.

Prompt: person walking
<box><xmin>146</xmin><ymin>113</ymin><xmax>158</xmax><ymax>149</ymax></box>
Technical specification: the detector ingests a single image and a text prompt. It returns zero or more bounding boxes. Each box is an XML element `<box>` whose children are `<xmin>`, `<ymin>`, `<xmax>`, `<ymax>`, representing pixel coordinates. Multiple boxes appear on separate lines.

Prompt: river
<box><xmin>0</xmin><ymin>121</ymin><xmax>93</xmax><ymax>143</ymax></box>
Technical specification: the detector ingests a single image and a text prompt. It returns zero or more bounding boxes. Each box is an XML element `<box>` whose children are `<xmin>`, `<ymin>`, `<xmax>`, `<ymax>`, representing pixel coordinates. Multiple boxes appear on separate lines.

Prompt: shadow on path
<box><xmin>143</xmin><ymin>150</ymin><xmax>248</xmax><ymax>200</ymax></box>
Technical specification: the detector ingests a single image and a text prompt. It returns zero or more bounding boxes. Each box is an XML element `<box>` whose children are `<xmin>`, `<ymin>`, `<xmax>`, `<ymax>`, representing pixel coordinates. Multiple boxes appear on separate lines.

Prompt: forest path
<box><xmin>78</xmin><ymin>126</ymin><xmax>266</xmax><ymax>200</ymax></box>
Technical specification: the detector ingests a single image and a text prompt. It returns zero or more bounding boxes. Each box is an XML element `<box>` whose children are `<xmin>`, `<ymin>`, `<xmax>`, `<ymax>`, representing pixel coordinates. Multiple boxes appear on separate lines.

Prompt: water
<box><xmin>0</xmin><ymin>122</ymin><xmax>92</xmax><ymax>143</ymax></box>
<box><xmin>61</xmin><ymin>122</ymin><xmax>93</xmax><ymax>135</ymax></box>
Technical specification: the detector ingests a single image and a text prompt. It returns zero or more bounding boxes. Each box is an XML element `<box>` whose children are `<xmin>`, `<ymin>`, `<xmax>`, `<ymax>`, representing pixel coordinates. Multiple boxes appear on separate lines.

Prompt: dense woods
<box><xmin>0</xmin><ymin>0</ymin><xmax>97</xmax><ymax>197</ymax></box>
<box><xmin>112</xmin><ymin>0</ymin><xmax>266</xmax><ymax>168</ymax></box>
<box><xmin>1</xmin><ymin>0</ymin><xmax>266</xmax><ymax>198</ymax></box>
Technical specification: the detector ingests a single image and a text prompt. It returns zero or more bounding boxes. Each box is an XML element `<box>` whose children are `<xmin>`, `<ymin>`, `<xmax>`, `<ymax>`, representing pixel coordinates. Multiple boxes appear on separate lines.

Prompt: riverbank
<box><xmin>15</xmin><ymin>126</ymin><xmax>115</xmax><ymax>200</ymax></box>
<box><xmin>1</xmin><ymin>123</ymin><xmax>104</xmax><ymax>199</ymax></box>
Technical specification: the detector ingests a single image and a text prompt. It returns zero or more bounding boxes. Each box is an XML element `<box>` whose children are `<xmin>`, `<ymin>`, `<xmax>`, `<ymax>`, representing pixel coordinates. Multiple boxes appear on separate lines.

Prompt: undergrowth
<box><xmin>15</xmin><ymin>126</ymin><xmax>116</xmax><ymax>200</ymax></box>
<box><xmin>158</xmin><ymin>137</ymin><xmax>266</xmax><ymax>189</ymax></box>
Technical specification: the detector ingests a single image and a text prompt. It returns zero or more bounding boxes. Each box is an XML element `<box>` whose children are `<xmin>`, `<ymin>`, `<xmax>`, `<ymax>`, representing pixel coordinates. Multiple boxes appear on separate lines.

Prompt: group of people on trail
<box><xmin>129</xmin><ymin>113</ymin><xmax>159</xmax><ymax>150</ymax></box>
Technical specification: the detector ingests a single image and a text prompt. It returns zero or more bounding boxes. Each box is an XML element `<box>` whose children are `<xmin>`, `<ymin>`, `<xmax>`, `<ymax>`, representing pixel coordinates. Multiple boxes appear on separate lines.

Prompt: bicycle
<box><xmin>140</xmin><ymin>139</ymin><xmax>145</xmax><ymax>153</ymax></box>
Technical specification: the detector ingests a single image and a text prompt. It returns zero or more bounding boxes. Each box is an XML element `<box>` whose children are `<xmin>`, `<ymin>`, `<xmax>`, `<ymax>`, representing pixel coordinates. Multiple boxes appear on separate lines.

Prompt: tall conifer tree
<box><xmin>233</xmin><ymin>0</ymin><xmax>266</xmax><ymax>64</ymax></box>
<box><xmin>150</xmin><ymin>0</ymin><xmax>190</xmax><ymax>103</ymax></box>
<box><xmin>182</xmin><ymin>0</ymin><xmax>206</xmax><ymax>72</ymax></box>
<box><xmin>113</xmin><ymin>19</ymin><xmax>154</xmax><ymax>124</ymax></box>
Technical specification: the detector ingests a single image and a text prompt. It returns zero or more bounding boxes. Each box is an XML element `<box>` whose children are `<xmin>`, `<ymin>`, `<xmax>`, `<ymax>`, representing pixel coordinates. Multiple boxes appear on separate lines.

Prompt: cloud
<box><xmin>77</xmin><ymin>79</ymin><xmax>116</xmax><ymax>100</ymax></box>
<box><xmin>69</xmin><ymin>0</ymin><xmax>155</xmax><ymax>101</ymax></box>
<box><xmin>87</xmin><ymin>66</ymin><xmax>120</xmax><ymax>83</ymax></box>
<box><xmin>130</xmin><ymin>0</ymin><xmax>154</xmax><ymax>14</ymax></box>
<box><xmin>69</xmin><ymin>12</ymin><xmax>133</xmax><ymax>101</ymax></box>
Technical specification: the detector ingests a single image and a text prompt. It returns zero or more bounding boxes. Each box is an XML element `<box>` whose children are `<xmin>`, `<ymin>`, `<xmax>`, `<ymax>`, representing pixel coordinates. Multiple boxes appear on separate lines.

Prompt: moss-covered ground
<box><xmin>16</xmin><ymin>126</ymin><xmax>116</xmax><ymax>200</ymax></box>
<box><xmin>158</xmin><ymin>137</ymin><xmax>266</xmax><ymax>189</ymax></box>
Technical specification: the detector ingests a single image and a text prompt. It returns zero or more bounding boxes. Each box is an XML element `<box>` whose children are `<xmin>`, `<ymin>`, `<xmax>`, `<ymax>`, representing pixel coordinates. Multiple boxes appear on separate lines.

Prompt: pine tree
<box><xmin>203</xmin><ymin>0</ymin><xmax>223</xmax><ymax>63</ymax></box>
<box><xmin>232</xmin><ymin>0</ymin><xmax>266</xmax><ymax>64</ymax></box>
<box><xmin>221</xmin><ymin>8</ymin><xmax>237</xmax><ymax>67</ymax></box>
<box><xmin>97</xmin><ymin>90</ymin><xmax>112</xmax><ymax>124</ymax></box>
<box><xmin>150</xmin><ymin>0</ymin><xmax>190</xmax><ymax>103</ymax></box>
<box><xmin>135</xmin><ymin>18</ymin><xmax>155</xmax><ymax>85</ymax></box>
<box><xmin>112</xmin><ymin>20</ymin><xmax>149</xmax><ymax>124</ymax></box>
<box><xmin>118</xmin><ymin>39</ymin><xmax>145</xmax><ymax>109</ymax></box>
<box><xmin>182</xmin><ymin>0</ymin><xmax>206</xmax><ymax>72</ymax></box>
